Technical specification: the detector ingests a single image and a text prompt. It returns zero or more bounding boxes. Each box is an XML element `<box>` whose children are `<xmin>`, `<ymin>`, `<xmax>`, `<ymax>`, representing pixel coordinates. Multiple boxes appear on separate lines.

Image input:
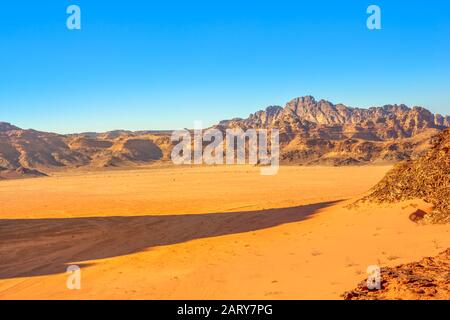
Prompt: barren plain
<box><xmin>0</xmin><ymin>165</ymin><xmax>448</xmax><ymax>299</ymax></box>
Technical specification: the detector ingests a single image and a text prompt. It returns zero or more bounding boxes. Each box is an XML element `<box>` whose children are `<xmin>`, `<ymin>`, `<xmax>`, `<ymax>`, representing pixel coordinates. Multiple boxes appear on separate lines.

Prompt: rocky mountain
<box><xmin>0</xmin><ymin>96</ymin><xmax>448</xmax><ymax>179</ymax></box>
<box><xmin>0</xmin><ymin>122</ymin><xmax>173</xmax><ymax>178</ymax></box>
<box><xmin>0</xmin><ymin>122</ymin><xmax>20</xmax><ymax>132</ymax></box>
<box><xmin>217</xmin><ymin>96</ymin><xmax>449</xmax><ymax>165</ymax></box>
<box><xmin>220</xmin><ymin>96</ymin><xmax>449</xmax><ymax>132</ymax></box>
<box><xmin>357</xmin><ymin>128</ymin><xmax>449</xmax><ymax>223</ymax></box>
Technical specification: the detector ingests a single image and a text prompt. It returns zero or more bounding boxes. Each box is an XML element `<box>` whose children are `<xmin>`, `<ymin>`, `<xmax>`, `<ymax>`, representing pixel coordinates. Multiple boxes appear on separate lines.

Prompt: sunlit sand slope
<box><xmin>0</xmin><ymin>165</ymin><xmax>448</xmax><ymax>299</ymax></box>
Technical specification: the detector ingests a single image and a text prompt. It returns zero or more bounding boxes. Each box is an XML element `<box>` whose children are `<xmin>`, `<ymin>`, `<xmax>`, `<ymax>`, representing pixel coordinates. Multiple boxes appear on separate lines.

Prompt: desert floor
<box><xmin>0</xmin><ymin>165</ymin><xmax>448</xmax><ymax>299</ymax></box>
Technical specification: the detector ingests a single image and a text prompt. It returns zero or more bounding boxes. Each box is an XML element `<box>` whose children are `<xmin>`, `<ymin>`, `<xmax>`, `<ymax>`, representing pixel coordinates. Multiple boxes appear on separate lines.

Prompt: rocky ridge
<box><xmin>357</xmin><ymin>128</ymin><xmax>449</xmax><ymax>223</ymax></box>
<box><xmin>1</xmin><ymin>96</ymin><xmax>448</xmax><ymax>178</ymax></box>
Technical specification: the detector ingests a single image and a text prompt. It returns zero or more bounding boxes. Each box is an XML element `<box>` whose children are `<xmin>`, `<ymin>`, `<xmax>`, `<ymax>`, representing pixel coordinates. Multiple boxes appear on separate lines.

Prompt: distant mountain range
<box><xmin>219</xmin><ymin>96</ymin><xmax>450</xmax><ymax>133</ymax></box>
<box><xmin>215</xmin><ymin>96</ymin><xmax>449</xmax><ymax>165</ymax></box>
<box><xmin>1</xmin><ymin>96</ymin><xmax>448</xmax><ymax>178</ymax></box>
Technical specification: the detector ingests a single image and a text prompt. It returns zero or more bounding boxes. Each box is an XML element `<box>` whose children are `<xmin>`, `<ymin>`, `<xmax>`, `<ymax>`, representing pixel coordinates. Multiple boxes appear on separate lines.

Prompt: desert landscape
<box><xmin>0</xmin><ymin>97</ymin><xmax>448</xmax><ymax>300</ymax></box>
<box><xmin>2</xmin><ymin>1</ymin><xmax>449</xmax><ymax>304</ymax></box>
<box><xmin>1</xmin><ymin>96</ymin><xmax>448</xmax><ymax>180</ymax></box>
<box><xmin>0</xmin><ymin>164</ymin><xmax>448</xmax><ymax>300</ymax></box>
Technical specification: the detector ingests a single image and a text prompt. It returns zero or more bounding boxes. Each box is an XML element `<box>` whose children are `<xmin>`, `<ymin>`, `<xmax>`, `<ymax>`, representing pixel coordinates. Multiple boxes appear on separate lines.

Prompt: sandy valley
<box><xmin>0</xmin><ymin>165</ymin><xmax>448</xmax><ymax>299</ymax></box>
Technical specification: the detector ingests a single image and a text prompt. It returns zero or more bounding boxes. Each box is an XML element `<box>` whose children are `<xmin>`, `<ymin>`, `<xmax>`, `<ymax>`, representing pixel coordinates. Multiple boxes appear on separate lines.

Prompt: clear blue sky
<box><xmin>0</xmin><ymin>0</ymin><xmax>449</xmax><ymax>133</ymax></box>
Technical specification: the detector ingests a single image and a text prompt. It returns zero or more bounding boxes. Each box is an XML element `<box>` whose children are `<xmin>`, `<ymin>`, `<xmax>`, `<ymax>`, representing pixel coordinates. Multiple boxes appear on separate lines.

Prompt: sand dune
<box><xmin>0</xmin><ymin>165</ymin><xmax>448</xmax><ymax>299</ymax></box>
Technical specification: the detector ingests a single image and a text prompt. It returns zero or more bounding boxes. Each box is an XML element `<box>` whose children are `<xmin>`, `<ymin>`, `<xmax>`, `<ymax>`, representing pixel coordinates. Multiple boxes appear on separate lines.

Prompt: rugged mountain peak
<box><xmin>381</xmin><ymin>104</ymin><xmax>410</xmax><ymax>113</ymax></box>
<box><xmin>0</xmin><ymin>122</ymin><xmax>20</xmax><ymax>132</ymax></box>
<box><xmin>434</xmin><ymin>113</ymin><xmax>450</xmax><ymax>127</ymax></box>
<box><xmin>213</xmin><ymin>96</ymin><xmax>448</xmax><ymax>165</ymax></box>
<box><xmin>285</xmin><ymin>96</ymin><xmax>320</xmax><ymax>114</ymax></box>
<box><xmin>245</xmin><ymin>105</ymin><xmax>283</xmax><ymax>127</ymax></box>
<box><xmin>284</xmin><ymin>97</ymin><xmax>353</xmax><ymax>125</ymax></box>
<box><xmin>264</xmin><ymin>105</ymin><xmax>283</xmax><ymax>115</ymax></box>
<box><xmin>220</xmin><ymin>96</ymin><xmax>449</xmax><ymax>136</ymax></box>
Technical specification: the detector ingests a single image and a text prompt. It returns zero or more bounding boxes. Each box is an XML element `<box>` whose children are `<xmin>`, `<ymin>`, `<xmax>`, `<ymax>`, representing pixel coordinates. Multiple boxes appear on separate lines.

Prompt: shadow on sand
<box><xmin>0</xmin><ymin>200</ymin><xmax>341</xmax><ymax>280</ymax></box>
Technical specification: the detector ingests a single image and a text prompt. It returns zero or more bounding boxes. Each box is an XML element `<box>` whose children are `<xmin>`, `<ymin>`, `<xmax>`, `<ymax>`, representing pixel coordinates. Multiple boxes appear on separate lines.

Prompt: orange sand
<box><xmin>0</xmin><ymin>165</ymin><xmax>448</xmax><ymax>299</ymax></box>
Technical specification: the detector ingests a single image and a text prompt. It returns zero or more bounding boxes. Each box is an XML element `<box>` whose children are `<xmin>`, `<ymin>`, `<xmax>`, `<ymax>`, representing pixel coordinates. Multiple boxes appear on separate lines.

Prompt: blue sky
<box><xmin>0</xmin><ymin>0</ymin><xmax>449</xmax><ymax>133</ymax></box>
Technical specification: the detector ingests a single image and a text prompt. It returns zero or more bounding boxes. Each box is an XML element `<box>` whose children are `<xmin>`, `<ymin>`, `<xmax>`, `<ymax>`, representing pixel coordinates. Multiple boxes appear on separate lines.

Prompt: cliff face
<box><xmin>216</xmin><ymin>96</ymin><xmax>449</xmax><ymax>165</ymax></box>
<box><xmin>220</xmin><ymin>96</ymin><xmax>449</xmax><ymax>136</ymax></box>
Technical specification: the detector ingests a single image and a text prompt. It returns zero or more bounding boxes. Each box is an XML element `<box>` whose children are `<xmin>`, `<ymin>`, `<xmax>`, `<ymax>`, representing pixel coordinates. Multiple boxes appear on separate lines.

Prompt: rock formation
<box><xmin>344</xmin><ymin>249</ymin><xmax>450</xmax><ymax>300</ymax></box>
<box><xmin>358</xmin><ymin>128</ymin><xmax>449</xmax><ymax>223</ymax></box>
<box><xmin>0</xmin><ymin>96</ymin><xmax>448</xmax><ymax>178</ymax></box>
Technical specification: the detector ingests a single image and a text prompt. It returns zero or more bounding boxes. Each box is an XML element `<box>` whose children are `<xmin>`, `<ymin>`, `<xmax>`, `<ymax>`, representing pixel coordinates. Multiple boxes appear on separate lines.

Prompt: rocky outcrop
<box><xmin>0</xmin><ymin>122</ymin><xmax>20</xmax><ymax>132</ymax></box>
<box><xmin>434</xmin><ymin>114</ymin><xmax>450</xmax><ymax>127</ymax></box>
<box><xmin>344</xmin><ymin>249</ymin><xmax>450</xmax><ymax>300</ymax></box>
<box><xmin>358</xmin><ymin>128</ymin><xmax>449</xmax><ymax>223</ymax></box>
<box><xmin>216</xmin><ymin>96</ymin><xmax>449</xmax><ymax>165</ymax></box>
<box><xmin>220</xmin><ymin>96</ymin><xmax>448</xmax><ymax>137</ymax></box>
